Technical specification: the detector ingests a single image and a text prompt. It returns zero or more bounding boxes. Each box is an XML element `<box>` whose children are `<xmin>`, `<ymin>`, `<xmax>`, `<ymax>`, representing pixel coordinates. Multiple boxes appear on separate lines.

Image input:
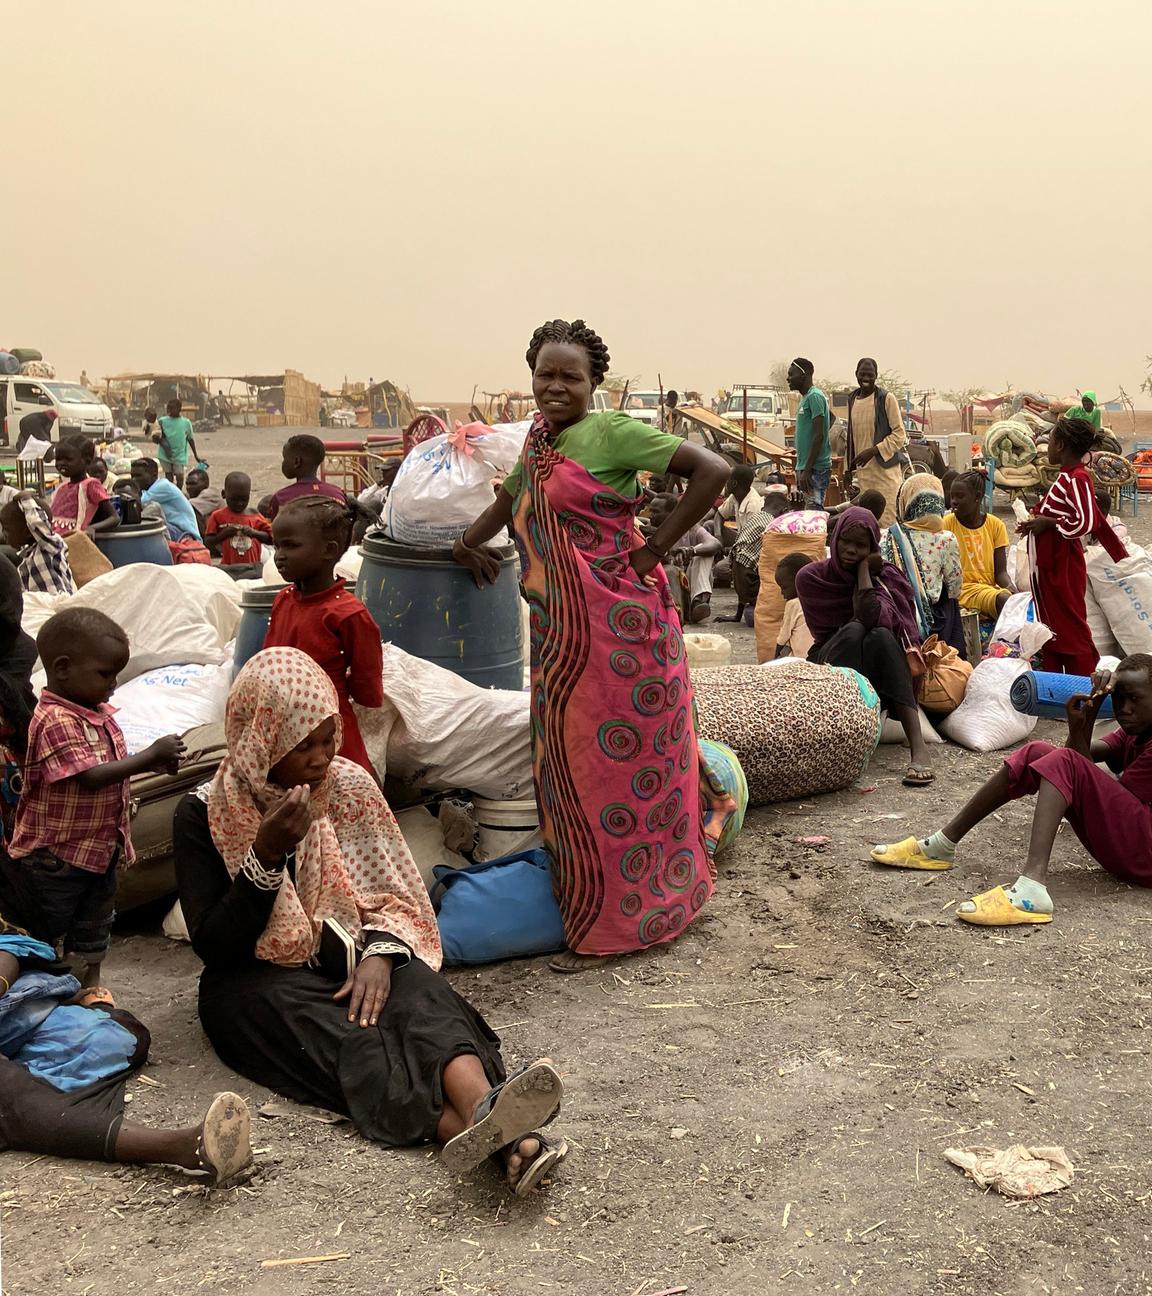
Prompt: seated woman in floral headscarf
<box><xmin>174</xmin><ymin>647</ymin><xmax>568</xmax><ymax>1194</ymax></box>
<box><xmin>880</xmin><ymin>473</ymin><xmax>966</xmax><ymax>657</ymax></box>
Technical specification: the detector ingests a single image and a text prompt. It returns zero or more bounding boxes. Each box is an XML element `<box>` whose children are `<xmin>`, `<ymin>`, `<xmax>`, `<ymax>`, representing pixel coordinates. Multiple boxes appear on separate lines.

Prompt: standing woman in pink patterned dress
<box><xmin>455</xmin><ymin>320</ymin><xmax>735</xmax><ymax>973</ymax></box>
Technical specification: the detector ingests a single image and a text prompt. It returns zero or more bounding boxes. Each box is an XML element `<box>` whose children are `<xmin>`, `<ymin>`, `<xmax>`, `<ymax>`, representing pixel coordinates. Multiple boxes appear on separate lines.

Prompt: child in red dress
<box><xmin>263</xmin><ymin>497</ymin><xmax>382</xmax><ymax>774</ymax></box>
<box><xmin>1019</xmin><ymin>417</ymin><xmax>1126</xmax><ymax>675</ymax></box>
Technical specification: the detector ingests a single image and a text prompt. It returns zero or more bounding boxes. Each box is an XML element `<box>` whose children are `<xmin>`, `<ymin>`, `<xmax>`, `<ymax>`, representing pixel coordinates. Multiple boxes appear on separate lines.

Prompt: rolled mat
<box><xmin>1009</xmin><ymin>670</ymin><xmax>1114</xmax><ymax>720</ymax></box>
<box><xmin>0</xmin><ymin>352</ymin><xmax>20</xmax><ymax>375</ymax></box>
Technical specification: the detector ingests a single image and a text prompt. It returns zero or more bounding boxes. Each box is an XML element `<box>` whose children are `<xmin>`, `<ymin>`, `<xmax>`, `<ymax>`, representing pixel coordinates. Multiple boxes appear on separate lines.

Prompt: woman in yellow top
<box><xmin>942</xmin><ymin>471</ymin><xmax>1013</xmax><ymax>618</ymax></box>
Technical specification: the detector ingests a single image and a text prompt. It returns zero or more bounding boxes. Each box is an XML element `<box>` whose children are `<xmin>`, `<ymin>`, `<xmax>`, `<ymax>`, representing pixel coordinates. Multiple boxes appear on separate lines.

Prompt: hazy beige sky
<box><xmin>8</xmin><ymin>1</ymin><xmax>1152</xmax><ymax>404</ymax></box>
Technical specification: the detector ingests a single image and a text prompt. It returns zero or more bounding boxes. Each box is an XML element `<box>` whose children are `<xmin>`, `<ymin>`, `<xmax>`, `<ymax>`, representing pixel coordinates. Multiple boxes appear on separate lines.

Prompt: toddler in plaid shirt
<box><xmin>5</xmin><ymin>609</ymin><xmax>185</xmax><ymax>991</ymax></box>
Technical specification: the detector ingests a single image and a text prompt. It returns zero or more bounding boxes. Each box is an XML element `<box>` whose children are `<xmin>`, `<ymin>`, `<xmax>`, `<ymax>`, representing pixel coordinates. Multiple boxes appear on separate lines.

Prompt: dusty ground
<box><xmin>4</xmin><ymin>424</ymin><xmax>1152</xmax><ymax>1295</ymax></box>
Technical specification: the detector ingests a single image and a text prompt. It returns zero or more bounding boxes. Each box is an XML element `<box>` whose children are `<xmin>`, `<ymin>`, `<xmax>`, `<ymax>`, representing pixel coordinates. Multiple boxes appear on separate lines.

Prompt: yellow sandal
<box><xmin>869</xmin><ymin>836</ymin><xmax>953</xmax><ymax>871</ymax></box>
<box><xmin>956</xmin><ymin>885</ymin><xmax>1053</xmax><ymax>927</ymax></box>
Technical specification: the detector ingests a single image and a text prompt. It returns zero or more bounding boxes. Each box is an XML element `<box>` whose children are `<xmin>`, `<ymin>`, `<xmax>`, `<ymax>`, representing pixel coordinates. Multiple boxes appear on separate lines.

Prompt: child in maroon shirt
<box><xmin>205</xmin><ymin>471</ymin><xmax>274</xmax><ymax>566</ymax></box>
<box><xmin>263</xmin><ymin>497</ymin><xmax>382</xmax><ymax>774</ymax></box>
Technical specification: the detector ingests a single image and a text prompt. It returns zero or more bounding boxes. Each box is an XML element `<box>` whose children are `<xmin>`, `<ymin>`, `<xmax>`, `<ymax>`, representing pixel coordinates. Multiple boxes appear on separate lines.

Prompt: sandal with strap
<box><xmin>441</xmin><ymin>1060</ymin><xmax>563</xmax><ymax>1174</ymax></box>
<box><xmin>870</xmin><ymin>836</ymin><xmax>953</xmax><ymax>871</ymax></box>
<box><xmin>957</xmin><ymin>885</ymin><xmax>1053</xmax><ymax>927</ymax></box>
<box><xmin>903</xmin><ymin>765</ymin><xmax>935</xmax><ymax>788</ymax></box>
<box><xmin>196</xmin><ymin>1092</ymin><xmax>253</xmax><ymax>1186</ymax></box>
<box><xmin>514</xmin><ymin>1132</ymin><xmax>569</xmax><ymax>1197</ymax></box>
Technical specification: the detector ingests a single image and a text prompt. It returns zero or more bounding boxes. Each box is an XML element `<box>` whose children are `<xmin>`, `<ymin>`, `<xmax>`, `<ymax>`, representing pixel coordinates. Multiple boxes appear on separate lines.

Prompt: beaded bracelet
<box><xmin>241</xmin><ymin>848</ymin><xmax>287</xmax><ymax>892</ymax></box>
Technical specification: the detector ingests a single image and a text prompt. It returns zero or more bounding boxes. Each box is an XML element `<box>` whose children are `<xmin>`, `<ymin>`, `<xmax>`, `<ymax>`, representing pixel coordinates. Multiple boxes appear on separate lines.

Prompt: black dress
<box><xmin>173</xmin><ymin>794</ymin><xmax>505</xmax><ymax>1147</ymax></box>
<box><xmin>811</xmin><ymin>588</ymin><xmax>918</xmax><ymax>713</ymax></box>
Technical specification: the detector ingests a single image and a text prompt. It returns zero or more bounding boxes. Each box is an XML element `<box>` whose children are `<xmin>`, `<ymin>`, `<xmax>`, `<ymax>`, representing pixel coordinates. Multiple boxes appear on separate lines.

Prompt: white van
<box><xmin>0</xmin><ymin>376</ymin><xmax>113</xmax><ymax>447</ymax></box>
<box><xmin>718</xmin><ymin>385</ymin><xmax>790</xmax><ymax>430</ymax></box>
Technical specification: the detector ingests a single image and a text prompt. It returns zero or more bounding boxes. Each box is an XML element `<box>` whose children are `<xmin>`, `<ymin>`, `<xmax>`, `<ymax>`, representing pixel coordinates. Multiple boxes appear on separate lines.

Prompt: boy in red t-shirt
<box><xmin>205</xmin><ymin>472</ymin><xmax>274</xmax><ymax>566</ymax></box>
<box><xmin>263</xmin><ymin>496</ymin><xmax>383</xmax><ymax>774</ymax></box>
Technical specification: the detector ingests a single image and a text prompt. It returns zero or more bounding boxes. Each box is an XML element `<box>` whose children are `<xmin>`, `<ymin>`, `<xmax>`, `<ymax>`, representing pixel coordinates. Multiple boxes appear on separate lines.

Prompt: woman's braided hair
<box><xmin>1052</xmin><ymin>415</ymin><xmax>1098</xmax><ymax>459</ymax></box>
<box><xmin>525</xmin><ymin>320</ymin><xmax>611</xmax><ymax>387</ymax></box>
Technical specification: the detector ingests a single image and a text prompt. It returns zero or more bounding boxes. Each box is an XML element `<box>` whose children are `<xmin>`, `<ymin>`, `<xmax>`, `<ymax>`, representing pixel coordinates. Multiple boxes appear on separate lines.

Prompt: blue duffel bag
<box><xmin>432</xmin><ymin>848</ymin><xmax>566</xmax><ymax>966</ymax></box>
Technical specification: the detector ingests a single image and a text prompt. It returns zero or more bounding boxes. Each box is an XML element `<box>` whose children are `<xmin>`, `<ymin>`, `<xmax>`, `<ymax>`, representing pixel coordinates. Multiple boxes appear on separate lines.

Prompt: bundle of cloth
<box><xmin>984</xmin><ymin>420</ymin><xmax>1038</xmax><ymax>468</ymax></box>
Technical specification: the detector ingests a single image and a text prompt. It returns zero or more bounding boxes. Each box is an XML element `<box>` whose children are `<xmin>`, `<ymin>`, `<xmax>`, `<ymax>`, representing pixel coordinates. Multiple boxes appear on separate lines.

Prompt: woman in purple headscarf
<box><xmin>795</xmin><ymin>506</ymin><xmax>934</xmax><ymax>787</ymax></box>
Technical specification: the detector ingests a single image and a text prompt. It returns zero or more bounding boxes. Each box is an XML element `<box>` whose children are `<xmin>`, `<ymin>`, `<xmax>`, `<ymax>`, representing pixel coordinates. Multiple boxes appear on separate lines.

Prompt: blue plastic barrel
<box><xmin>356</xmin><ymin>536</ymin><xmax>523</xmax><ymax>691</ymax></box>
<box><xmin>93</xmin><ymin>520</ymin><xmax>172</xmax><ymax>568</ymax></box>
<box><xmin>233</xmin><ymin>585</ymin><xmax>281</xmax><ymax>677</ymax></box>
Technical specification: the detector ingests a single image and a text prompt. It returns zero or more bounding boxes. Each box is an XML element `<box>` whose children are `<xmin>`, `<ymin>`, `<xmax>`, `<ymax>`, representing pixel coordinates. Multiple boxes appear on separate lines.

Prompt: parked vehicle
<box><xmin>0</xmin><ymin>375</ymin><xmax>112</xmax><ymax>447</ymax></box>
<box><xmin>718</xmin><ymin>385</ymin><xmax>791</xmax><ymax>432</ymax></box>
<box><xmin>621</xmin><ymin>390</ymin><xmax>665</xmax><ymax>427</ymax></box>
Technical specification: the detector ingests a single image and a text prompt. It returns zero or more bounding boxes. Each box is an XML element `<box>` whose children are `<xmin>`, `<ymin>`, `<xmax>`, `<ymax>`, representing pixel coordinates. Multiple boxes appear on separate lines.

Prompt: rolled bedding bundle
<box><xmin>984</xmin><ymin>419</ymin><xmax>1037</xmax><ymax>468</ymax></box>
<box><xmin>1009</xmin><ymin>670</ymin><xmax>1114</xmax><ymax>721</ymax></box>
<box><xmin>692</xmin><ymin>660</ymin><xmax>881</xmax><ymax>805</ymax></box>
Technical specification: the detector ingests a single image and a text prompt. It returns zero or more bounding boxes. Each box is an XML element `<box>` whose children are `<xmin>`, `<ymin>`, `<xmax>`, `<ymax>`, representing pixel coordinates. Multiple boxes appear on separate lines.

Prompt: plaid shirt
<box><xmin>15</xmin><ymin>497</ymin><xmax>75</xmax><ymax>595</ymax></box>
<box><xmin>730</xmin><ymin>512</ymin><xmax>770</xmax><ymax>570</ymax></box>
<box><xmin>8</xmin><ymin>692</ymin><xmax>134</xmax><ymax>873</ymax></box>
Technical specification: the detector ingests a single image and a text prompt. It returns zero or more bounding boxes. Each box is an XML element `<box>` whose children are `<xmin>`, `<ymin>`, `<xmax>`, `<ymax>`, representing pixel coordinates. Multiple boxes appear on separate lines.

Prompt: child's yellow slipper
<box><xmin>956</xmin><ymin>885</ymin><xmax>1053</xmax><ymax>926</ymax></box>
<box><xmin>869</xmin><ymin>837</ymin><xmax>953</xmax><ymax>871</ymax></box>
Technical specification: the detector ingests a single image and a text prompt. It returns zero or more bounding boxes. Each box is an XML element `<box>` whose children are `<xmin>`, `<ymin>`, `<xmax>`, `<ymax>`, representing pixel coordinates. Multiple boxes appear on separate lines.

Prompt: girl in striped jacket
<box><xmin>1018</xmin><ymin>417</ymin><xmax>1126</xmax><ymax>675</ymax></box>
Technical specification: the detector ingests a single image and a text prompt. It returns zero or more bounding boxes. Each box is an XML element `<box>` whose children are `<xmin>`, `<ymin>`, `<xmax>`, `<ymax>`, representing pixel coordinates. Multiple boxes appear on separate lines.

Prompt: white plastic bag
<box><xmin>879</xmin><ymin>706</ymin><xmax>944</xmax><ymax>745</ymax></box>
<box><xmin>382</xmin><ymin>422</ymin><xmax>528</xmax><ymax>548</ymax></box>
<box><xmin>939</xmin><ymin>658</ymin><xmax>1037</xmax><ymax>752</ymax></box>
<box><xmin>110</xmin><ymin>660</ymin><xmax>233</xmax><ymax>753</ymax></box>
<box><xmin>395</xmin><ymin>806</ymin><xmax>469</xmax><ymax>890</ymax></box>
<box><xmin>991</xmin><ymin>592</ymin><xmax>1052</xmax><ymax>661</ymax></box>
<box><xmin>1084</xmin><ymin>581</ymin><xmax>1122</xmax><ymax>659</ymax></box>
<box><xmin>22</xmin><ymin>565</ymin><xmax>230</xmax><ymax>688</ymax></box>
<box><xmin>353</xmin><ymin>643</ymin><xmax>532</xmax><ymax>800</ymax></box>
<box><xmin>1086</xmin><ymin>542</ymin><xmax>1152</xmax><ymax>656</ymax></box>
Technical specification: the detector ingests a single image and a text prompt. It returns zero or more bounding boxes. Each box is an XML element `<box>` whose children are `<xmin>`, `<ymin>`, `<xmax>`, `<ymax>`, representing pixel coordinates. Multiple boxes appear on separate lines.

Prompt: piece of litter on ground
<box><xmin>795</xmin><ymin>835</ymin><xmax>830</xmax><ymax>847</ymax></box>
<box><xmin>943</xmin><ymin>1145</ymin><xmax>1073</xmax><ymax>1198</ymax></box>
<box><xmin>259</xmin><ymin>1253</ymin><xmax>351</xmax><ymax>1269</ymax></box>
<box><xmin>781</xmin><ymin>1201</ymin><xmax>792</xmax><ymax>1229</ymax></box>
<box><xmin>1012</xmin><ymin>1083</ymin><xmax>1037</xmax><ymax>1096</ymax></box>
<box><xmin>670</xmin><ymin>1127</ymin><xmax>689</xmax><ymax>1140</ymax></box>
<box><xmin>857</xmin><ymin>786</ymin><xmax>878</xmax><ymax>795</ymax></box>
<box><xmin>258</xmin><ymin>1101</ymin><xmax>348</xmax><ymax>1124</ymax></box>
<box><xmin>136</xmin><ymin>1075</ymin><xmax>162</xmax><ymax>1087</ymax></box>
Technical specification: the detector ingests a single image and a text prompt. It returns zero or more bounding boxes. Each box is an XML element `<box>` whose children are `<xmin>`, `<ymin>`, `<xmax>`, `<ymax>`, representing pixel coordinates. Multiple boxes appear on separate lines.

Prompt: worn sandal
<box><xmin>870</xmin><ymin>837</ymin><xmax>953</xmax><ymax>871</ymax></box>
<box><xmin>957</xmin><ymin>885</ymin><xmax>1053</xmax><ymax>927</ymax></box>
<box><xmin>72</xmin><ymin>986</ymin><xmax>116</xmax><ymax>1008</ymax></box>
<box><xmin>197</xmin><ymin>1092</ymin><xmax>253</xmax><ymax>1186</ymax></box>
<box><xmin>514</xmin><ymin>1133</ymin><xmax>569</xmax><ymax>1197</ymax></box>
<box><xmin>442</xmin><ymin>1060</ymin><xmax>563</xmax><ymax>1173</ymax></box>
<box><xmin>903</xmin><ymin>766</ymin><xmax>935</xmax><ymax>788</ymax></box>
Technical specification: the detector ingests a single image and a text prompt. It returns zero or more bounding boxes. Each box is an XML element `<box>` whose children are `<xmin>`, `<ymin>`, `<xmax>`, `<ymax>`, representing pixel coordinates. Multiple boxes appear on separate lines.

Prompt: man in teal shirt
<box><xmin>788</xmin><ymin>358</ymin><xmax>832</xmax><ymax>507</ymax></box>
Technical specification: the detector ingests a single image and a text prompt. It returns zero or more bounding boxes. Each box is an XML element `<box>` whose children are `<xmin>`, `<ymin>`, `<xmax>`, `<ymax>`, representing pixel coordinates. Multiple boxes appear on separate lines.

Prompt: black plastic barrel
<box><xmin>356</xmin><ymin>536</ymin><xmax>523</xmax><ymax>691</ymax></box>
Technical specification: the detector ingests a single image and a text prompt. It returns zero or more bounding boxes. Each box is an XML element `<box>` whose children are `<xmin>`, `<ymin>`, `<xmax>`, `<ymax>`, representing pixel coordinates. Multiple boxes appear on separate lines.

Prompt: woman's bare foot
<box><xmin>548</xmin><ymin>949</ymin><xmax>613</xmax><ymax>974</ymax></box>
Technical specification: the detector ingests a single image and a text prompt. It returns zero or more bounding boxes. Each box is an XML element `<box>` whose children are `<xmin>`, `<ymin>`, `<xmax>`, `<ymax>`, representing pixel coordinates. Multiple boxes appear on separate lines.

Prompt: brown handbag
<box><xmin>918</xmin><ymin>634</ymin><xmax>974</xmax><ymax>714</ymax></box>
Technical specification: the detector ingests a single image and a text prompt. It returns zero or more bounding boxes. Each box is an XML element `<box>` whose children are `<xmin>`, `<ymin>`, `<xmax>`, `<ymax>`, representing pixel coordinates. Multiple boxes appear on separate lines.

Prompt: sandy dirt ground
<box><xmin>4</xmin><ymin>423</ymin><xmax>1152</xmax><ymax>1295</ymax></box>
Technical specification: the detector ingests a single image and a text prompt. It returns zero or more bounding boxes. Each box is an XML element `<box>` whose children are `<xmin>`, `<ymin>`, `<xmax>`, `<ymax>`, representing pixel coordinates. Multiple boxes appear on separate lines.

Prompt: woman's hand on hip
<box><xmin>629</xmin><ymin>545</ymin><xmax>661</xmax><ymax>581</ymax></box>
<box><xmin>335</xmin><ymin>955</ymin><xmax>392</xmax><ymax>1027</ymax></box>
<box><xmin>252</xmin><ymin>785</ymin><xmax>312</xmax><ymax>862</ymax></box>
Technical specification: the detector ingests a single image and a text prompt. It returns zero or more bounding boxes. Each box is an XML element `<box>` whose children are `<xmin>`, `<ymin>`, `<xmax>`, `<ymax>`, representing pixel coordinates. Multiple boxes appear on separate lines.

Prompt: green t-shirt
<box><xmin>503</xmin><ymin>411</ymin><xmax>682</xmax><ymax>500</ymax></box>
<box><xmin>794</xmin><ymin>386</ymin><xmax>832</xmax><ymax>471</ymax></box>
<box><xmin>157</xmin><ymin>415</ymin><xmax>194</xmax><ymax>463</ymax></box>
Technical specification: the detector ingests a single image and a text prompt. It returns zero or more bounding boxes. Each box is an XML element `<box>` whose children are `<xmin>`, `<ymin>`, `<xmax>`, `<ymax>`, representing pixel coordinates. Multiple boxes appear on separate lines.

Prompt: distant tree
<box><xmin>940</xmin><ymin>386</ymin><xmax>986</xmax><ymax>415</ymax></box>
<box><xmin>1142</xmin><ymin>357</ymin><xmax>1152</xmax><ymax>399</ymax></box>
<box><xmin>601</xmin><ymin>372</ymin><xmax>639</xmax><ymax>393</ymax></box>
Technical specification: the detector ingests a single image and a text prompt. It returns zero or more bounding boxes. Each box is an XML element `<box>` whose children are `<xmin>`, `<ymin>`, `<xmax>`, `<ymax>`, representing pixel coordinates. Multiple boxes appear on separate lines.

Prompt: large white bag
<box><xmin>1084</xmin><ymin>582</ymin><xmax>1122</xmax><ymax>659</ymax></box>
<box><xmin>1086</xmin><ymin>542</ymin><xmax>1152</xmax><ymax>656</ymax></box>
<box><xmin>110</xmin><ymin>660</ymin><xmax>233</xmax><ymax>753</ymax></box>
<box><xmin>354</xmin><ymin>643</ymin><xmax>532</xmax><ymax>800</ymax></box>
<box><xmin>939</xmin><ymin>658</ymin><xmax>1037</xmax><ymax>752</ymax></box>
<box><xmin>22</xmin><ymin>565</ymin><xmax>230</xmax><ymax>687</ymax></box>
<box><xmin>382</xmin><ymin>422</ymin><xmax>528</xmax><ymax>549</ymax></box>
